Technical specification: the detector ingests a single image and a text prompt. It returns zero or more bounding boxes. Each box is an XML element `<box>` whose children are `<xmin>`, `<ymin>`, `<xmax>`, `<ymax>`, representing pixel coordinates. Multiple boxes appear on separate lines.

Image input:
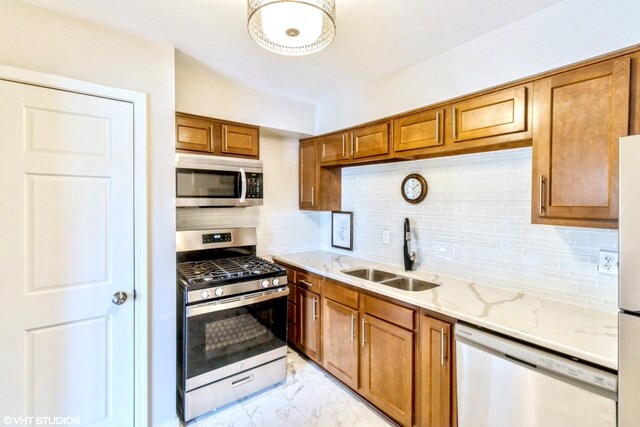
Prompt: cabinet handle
<box><xmin>539</xmin><ymin>175</ymin><xmax>545</xmax><ymax>215</ymax></box>
<box><xmin>222</xmin><ymin>125</ymin><xmax>228</xmax><ymax>151</ymax></box>
<box><xmin>452</xmin><ymin>107</ymin><xmax>457</xmax><ymax>140</ymax></box>
<box><xmin>361</xmin><ymin>318</ymin><xmax>367</xmax><ymax>347</ymax></box>
<box><xmin>311</xmin><ymin>186</ymin><xmax>316</xmax><ymax>207</ymax></box>
<box><xmin>440</xmin><ymin>329</ymin><xmax>448</xmax><ymax>366</ymax></box>
<box><xmin>299</xmin><ymin>279</ymin><xmax>313</xmax><ymax>287</ymax></box>
<box><xmin>231</xmin><ymin>374</ymin><xmax>254</xmax><ymax>388</ymax></box>
<box><xmin>342</xmin><ymin>134</ymin><xmax>346</xmax><ymax>158</ymax></box>
<box><xmin>209</xmin><ymin>125</ymin><xmax>214</xmax><ymax>150</ymax></box>
<box><xmin>350</xmin><ymin>133</ymin><xmax>355</xmax><ymax>156</ymax></box>
<box><xmin>435</xmin><ymin>112</ymin><xmax>440</xmax><ymax>143</ymax></box>
<box><xmin>351</xmin><ymin>314</ymin><xmax>356</xmax><ymax>342</ymax></box>
<box><xmin>312</xmin><ymin>297</ymin><xmax>318</xmax><ymax>321</ymax></box>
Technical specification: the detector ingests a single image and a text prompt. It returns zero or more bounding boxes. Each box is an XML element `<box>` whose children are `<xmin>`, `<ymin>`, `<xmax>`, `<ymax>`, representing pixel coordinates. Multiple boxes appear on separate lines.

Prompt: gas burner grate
<box><xmin>177</xmin><ymin>255</ymin><xmax>284</xmax><ymax>285</ymax></box>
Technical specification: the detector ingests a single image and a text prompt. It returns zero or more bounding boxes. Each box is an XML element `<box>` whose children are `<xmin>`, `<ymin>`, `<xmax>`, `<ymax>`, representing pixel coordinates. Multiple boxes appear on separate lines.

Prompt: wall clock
<box><xmin>401</xmin><ymin>173</ymin><xmax>428</xmax><ymax>204</ymax></box>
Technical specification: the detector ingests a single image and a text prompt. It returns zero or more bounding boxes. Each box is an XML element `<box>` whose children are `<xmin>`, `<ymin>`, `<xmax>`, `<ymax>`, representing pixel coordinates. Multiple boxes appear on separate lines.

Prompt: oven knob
<box><xmin>272</xmin><ymin>278</ymin><xmax>280</xmax><ymax>287</ymax></box>
<box><xmin>261</xmin><ymin>279</ymin><xmax>270</xmax><ymax>288</ymax></box>
<box><xmin>214</xmin><ymin>288</ymin><xmax>224</xmax><ymax>297</ymax></box>
<box><xmin>200</xmin><ymin>290</ymin><xmax>211</xmax><ymax>300</ymax></box>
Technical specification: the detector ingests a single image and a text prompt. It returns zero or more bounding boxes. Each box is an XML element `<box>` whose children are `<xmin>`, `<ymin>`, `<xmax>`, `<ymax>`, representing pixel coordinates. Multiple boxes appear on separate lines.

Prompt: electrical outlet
<box><xmin>598</xmin><ymin>250</ymin><xmax>619</xmax><ymax>275</ymax></box>
<box><xmin>382</xmin><ymin>229</ymin><xmax>390</xmax><ymax>244</ymax></box>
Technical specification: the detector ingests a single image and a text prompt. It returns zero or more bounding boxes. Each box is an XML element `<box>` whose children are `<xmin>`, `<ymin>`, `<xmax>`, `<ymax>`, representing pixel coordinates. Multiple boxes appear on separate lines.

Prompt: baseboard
<box><xmin>153</xmin><ymin>416</ymin><xmax>180</xmax><ymax>427</ymax></box>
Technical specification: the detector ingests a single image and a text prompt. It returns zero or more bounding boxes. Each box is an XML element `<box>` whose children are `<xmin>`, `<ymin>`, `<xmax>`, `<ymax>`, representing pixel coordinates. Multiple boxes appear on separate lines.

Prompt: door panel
<box><xmin>0</xmin><ymin>81</ymin><xmax>135</xmax><ymax>426</ymax></box>
<box><xmin>351</xmin><ymin>122</ymin><xmax>390</xmax><ymax>159</ymax></box>
<box><xmin>176</xmin><ymin>115</ymin><xmax>214</xmax><ymax>153</ymax></box>
<box><xmin>297</xmin><ymin>288</ymin><xmax>321</xmax><ymax>362</ymax></box>
<box><xmin>322</xmin><ymin>298</ymin><xmax>358</xmax><ymax>389</ymax></box>
<box><xmin>419</xmin><ymin>316</ymin><xmax>452</xmax><ymax>427</ymax></box>
<box><xmin>533</xmin><ymin>58</ymin><xmax>629</xmax><ymax>223</ymax></box>
<box><xmin>360</xmin><ymin>314</ymin><xmax>413</xmax><ymax>426</ymax></box>
<box><xmin>320</xmin><ymin>133</ymin><xmax>347</xmax><ymax>164</ymax></box>
<box><xmin>393</xmin><ymin>109</ymin><xmax>444</xmax><ymax>153</ymax></box>
<box><xmin>221</xmin><ymin>123</ymin><xmax>259</xmax><ymax>158</ymax></box>
<box><xmin>299</xmin><ymin>139</ymin><xmax>318</xmax><ymax>210</ymax></box>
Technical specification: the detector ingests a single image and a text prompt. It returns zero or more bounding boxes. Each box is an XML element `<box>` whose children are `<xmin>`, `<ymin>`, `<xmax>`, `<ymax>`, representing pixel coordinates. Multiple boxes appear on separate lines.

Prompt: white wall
<box><xmin>315</xmin><ymin>0</ymin><xmax>640</xmax><ymax>133</ymax></box>
<box><xmin>0</xmin><ymin>1</ymin><xmax>176</xmax><ymax>425</ymax></box>
<box><xmin>176</xmin><ymin>133</ymin><xmax>323</xmax><ymax>255</ymax></box>
<box><xmin>320</xmin><ymin>148</ymin><xmax>618</xmax><ymax>312</ymax></box>
<box><xmin>175</xmin><ymin>54</ymin><xmax>316</xmax><ymax>135</ymax></box>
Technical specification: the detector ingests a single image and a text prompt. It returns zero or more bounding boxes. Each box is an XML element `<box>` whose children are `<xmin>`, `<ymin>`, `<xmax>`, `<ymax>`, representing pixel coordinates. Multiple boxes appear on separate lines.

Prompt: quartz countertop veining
<box><xmin>272</xmin><ymin>250</ymin><xmax>618</xmax><ymax>370</ymax></box>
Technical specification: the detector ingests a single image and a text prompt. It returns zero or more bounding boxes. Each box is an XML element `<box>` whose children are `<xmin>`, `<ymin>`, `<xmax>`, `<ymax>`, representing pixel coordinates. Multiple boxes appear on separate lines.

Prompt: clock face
<box><xmin>401</xmin><ymin>174</ymin><xmax>428</xmax><ymax>204</ymax></box>
<box><xmin>403</xmin><ymin>178</ymin><xmax>422</xmax><ymax>200</ymax></box>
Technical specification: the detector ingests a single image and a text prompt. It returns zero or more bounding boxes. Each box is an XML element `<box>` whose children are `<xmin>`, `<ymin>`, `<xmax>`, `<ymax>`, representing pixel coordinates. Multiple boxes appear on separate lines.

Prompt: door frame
<box><xmin>0</xmin><ymin>64</ymin><xmax>149</xmax><ymax>426</ymax></box>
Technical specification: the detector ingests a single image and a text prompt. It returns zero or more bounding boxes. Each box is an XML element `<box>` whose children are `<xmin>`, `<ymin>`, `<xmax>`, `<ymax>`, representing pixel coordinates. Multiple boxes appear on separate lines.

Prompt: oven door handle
<box><xmin>186</xmin><ymin>287</ymin><xmax>289</xmax><ymax>318</ymax></box>
<box><xmin>239</xmin><ymin>168</ymin><xmax>247</xmax><ymax>204</ymax></box>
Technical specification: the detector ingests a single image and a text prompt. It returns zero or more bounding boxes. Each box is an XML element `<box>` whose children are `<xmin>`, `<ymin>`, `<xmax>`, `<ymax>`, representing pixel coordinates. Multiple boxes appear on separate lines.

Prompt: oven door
<box><xmin>183</xmin><ymin>288</ymin><xmax>288</xmax><ymax>391</ymax></box>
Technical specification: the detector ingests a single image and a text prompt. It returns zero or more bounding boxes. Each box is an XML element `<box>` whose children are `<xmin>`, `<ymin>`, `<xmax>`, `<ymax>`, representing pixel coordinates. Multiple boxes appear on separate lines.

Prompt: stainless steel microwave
<box><xmin>176</xmin><ymin>153</ymin><xmax>263</xmax><ymax>207</ymax></box>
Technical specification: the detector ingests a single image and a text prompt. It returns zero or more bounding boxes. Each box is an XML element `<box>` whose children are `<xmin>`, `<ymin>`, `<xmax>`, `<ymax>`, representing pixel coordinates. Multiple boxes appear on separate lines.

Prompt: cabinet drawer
<box><xmin>287</xmin><ymin>283</ymin><xmax>297</xmax><ymax>303</ymax></box>
<box><xmin>323</xmin><ymin>280</ymin><xmax>359</xmax><ymax>310</ymax></box>
<box><xmin>287</xmin><ymin>301</ymin><xmax>296</xmax><ymax>324</ymax></box>
<box><xmin>363</xmin><ymin>294</ymin><xmax>414</xmax><ymax>330</ymax></box>
<box><xmin>297</xmin><ymin>272</ymin><xmax>322</xmax><ymax>294</ymax></box>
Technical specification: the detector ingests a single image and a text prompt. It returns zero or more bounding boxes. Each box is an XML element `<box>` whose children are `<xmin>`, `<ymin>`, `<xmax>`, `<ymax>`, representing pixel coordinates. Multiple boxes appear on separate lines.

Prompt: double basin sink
<box><xmin>341</xmin><ymin>267</ymin><xmax>439</xmax><ymax>292</ymax></box>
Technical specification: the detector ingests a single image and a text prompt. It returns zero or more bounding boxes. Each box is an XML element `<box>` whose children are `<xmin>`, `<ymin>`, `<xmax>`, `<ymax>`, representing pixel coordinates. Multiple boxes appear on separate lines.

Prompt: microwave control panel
<box><xmin>246</xmin><ymin>173</ymin><xmax>263</xmax><ymax>199</ymax></box>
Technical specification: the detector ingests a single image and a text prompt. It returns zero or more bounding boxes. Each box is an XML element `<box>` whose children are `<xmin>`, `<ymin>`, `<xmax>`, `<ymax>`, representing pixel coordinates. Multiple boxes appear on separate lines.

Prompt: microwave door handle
<box><xmin>239</xmin><ymin>168</ymin><xmax>247</xmax><ymax>204</ymax></box>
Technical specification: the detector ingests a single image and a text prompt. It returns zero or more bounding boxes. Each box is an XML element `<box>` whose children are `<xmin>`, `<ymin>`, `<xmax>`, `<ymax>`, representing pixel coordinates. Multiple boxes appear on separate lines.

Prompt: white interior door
<box><xmin>0</xmin><ymin>80</ymin><xmax>135</xmax><ymax>426</ymax></box>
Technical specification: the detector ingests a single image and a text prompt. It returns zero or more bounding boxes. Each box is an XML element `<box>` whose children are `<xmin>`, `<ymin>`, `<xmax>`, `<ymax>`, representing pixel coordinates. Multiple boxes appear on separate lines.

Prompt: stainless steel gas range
<box><xmin>176</xmin><ymin>228</ymin><xmax>288</xmax><ymax>422</ymax></box>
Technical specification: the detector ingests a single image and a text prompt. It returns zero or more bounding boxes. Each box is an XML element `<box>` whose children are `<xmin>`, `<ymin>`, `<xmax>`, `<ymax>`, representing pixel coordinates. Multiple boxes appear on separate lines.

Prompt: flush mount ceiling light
<box><xmin>247</xmin><ymin>0</ymin><xmax>336</xmax><ymax>56</ymax></box>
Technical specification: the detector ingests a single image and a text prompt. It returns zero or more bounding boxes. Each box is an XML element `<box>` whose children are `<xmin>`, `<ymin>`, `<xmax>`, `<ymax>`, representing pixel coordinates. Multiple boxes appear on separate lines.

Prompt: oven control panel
<box><xmin>203</xmin><ymin>233</ymin><xmax>232</xmax><ymax>244</ymax></box>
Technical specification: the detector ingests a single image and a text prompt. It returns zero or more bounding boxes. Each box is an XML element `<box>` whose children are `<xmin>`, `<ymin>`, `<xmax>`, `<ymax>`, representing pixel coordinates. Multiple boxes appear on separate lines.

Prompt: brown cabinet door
<box><xmin>351</xmin><ymin>122</ymin><xmax>391</xmax><ymax>160</ymax></box>
<box><xmin>533</xmin><ymin>57</ymin><xmax>630</xmax><ymax>226</ymax></box>
<box><xmin>176</xmin><ymin>115</ymin><xmax>215</xmax><ymax>153</ymax></box>
<box><xmin>322</xmin><ymin>298</ymin><xmax>358</xmax><ymax>389</ymax></box>
<box><xmin>419</xmin><ymin>315</ymin><xmax>452</xmax><ymax>427</ymax></box>
<box><xmin>220</xmin><ymin>123</ymin><xmax>259</xmax><ymax>158</ymax></box>
<box><xmin>393</xmin><ymin>109</ymin><xmax>444</xmax><ymax>154</ymax></box>
<box><xmin>451</xmin><ymin>85</ymin><xmax>530</xmax><ymax>143</ymax></box>
<box><xmin>299</xmin><ymin>139</ymin><xmax>319</xmax><ymax>210</ymax></box>
<box><xmin>320</xmin><ymin>132</ymin><xmax>348</xmax><ymax>164</ymax></box>
<box><xmin>297</xmin><ymin>288</ymin><xmax>321</xmax><ymax>362</ymax></box>
<box><xmin>360</xmin><ymin>313</ymin><xmax>413</xmax><ymax>426</ymax></box>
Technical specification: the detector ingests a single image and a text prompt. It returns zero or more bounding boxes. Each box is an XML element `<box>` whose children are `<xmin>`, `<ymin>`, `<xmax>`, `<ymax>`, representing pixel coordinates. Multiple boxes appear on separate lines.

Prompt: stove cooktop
<box><xmin>177</xmin><ymin>255</ymin><xmax>286</xmax><ymax>288</ymax></box>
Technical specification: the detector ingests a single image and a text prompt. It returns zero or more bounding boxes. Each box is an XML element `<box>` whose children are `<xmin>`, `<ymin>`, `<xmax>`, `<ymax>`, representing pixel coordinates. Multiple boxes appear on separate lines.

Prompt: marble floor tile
<box><xmin>182</xmin><ymin>347</ymin><xmax>394</xmax><ymax>427</ymax></box>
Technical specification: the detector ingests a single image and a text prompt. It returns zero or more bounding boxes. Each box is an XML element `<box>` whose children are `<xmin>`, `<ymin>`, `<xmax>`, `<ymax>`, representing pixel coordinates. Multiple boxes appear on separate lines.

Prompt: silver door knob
<box><xmin>112</xmin><ymin>291</ymin><xmax>127</xmax><ymax>305</ymax></box>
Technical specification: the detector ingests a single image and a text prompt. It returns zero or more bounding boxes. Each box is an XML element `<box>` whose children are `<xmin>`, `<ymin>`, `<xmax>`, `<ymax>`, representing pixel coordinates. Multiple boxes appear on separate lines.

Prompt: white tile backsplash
<box><xmin>319</xmin><ymin>147</ymin><xmax>619</xmax><ymax>312</ymax></box>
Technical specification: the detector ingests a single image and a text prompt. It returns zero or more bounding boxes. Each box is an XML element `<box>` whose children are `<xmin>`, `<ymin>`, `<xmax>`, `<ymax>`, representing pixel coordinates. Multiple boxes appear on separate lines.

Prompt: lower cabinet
<box><xmin>419</xmin><ymin>315</ymin><xmax>453</xmax><ymax>427</ymax></box>
<box><xmin>297</xmin><ymin>287</ymin><xmax>321</xmax><ymax>362</ymax></box>
<box><xmin>279</xmin><ymin>263</ymin><xmax>455</xmax><ymax>427</ymax></box>
<box><xmin>322</xmin><ymin>298</ymin><xmax>359</xmax><ymax>389</ymax></box>
<box><xmin>360</xmin><ymin>313</ymin><xmax>414</xmax><ymax>427</ymax></box>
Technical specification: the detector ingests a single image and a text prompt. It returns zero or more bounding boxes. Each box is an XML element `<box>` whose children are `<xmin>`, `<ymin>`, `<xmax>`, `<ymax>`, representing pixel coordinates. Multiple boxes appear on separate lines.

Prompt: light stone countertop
<box><xmin>271</xmin><ymin>250</ymin><xmax>618</xmax><ymax>370</ymax></box>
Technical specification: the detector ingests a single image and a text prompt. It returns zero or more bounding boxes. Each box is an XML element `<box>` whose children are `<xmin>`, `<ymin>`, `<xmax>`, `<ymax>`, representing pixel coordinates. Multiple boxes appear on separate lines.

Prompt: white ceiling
<box><xmin>22</xmin><ymin>0</ymin><xmax>563</xmax><ymax>104</ymax></box>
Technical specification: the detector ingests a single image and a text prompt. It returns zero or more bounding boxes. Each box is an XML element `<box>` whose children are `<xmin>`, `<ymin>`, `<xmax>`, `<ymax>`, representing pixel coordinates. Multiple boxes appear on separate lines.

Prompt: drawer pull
<box><xmin>351</xmin><ymin>314</ymin><xmax>356</xmax><ymax>342</ymax></box>
<box><xmin>299</xmin><ymin>279</ymin><xmax>314</xmax><ymax>287</ymax></box>
<box><xmin>361</xmin><ymin>318</ymin><xmax>367</xmax><ymax>348</ymax></box>
<box><xmin>312</xmin><ymin>297</ymin><xmax>318</xmax><ymax>321</ymax></box>
<box><xmin>539</xmin><ymin>175</ymin><xmax>545</xmax><ymax>215</ymax></box>
<box><xmin>435</xmin><ymin>112</ymin><xmax>440</xmax><ymax>143</ymax></box>
<box><xmin>440</xmin><ymin>329</ymin><xmax>448</xmax><ymax>366</ymax></box>
<box><xmin>452</xmin><ymin>107</ymin><xmax>458</xmax><ymax>140</ymax></box>
<box><xmin>231</xmin><ymin>374</ymin><xmax>254</xmax><ymax>388</ymax></box>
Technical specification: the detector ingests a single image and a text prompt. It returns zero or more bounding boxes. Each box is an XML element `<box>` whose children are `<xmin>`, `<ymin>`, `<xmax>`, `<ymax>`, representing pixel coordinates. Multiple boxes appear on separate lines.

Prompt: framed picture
<box><xmin>331</xmin><ymin>211</ymin><xmax>353</xmax><ymax>250</ymax></box>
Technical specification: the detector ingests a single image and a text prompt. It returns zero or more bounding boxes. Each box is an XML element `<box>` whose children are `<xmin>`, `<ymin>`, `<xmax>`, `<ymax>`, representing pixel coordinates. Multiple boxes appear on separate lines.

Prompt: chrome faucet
<box><xmin>403</xmin><ymin>218</ymin><xmax>416</xmax><ymax>271</ymax></box>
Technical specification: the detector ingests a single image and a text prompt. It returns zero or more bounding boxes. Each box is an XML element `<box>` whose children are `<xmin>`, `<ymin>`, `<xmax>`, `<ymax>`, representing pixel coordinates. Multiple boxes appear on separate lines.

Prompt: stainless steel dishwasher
<box><xmin>455</xmin><ymin>324</ymin><xmax>617</xmax><ymax>427</ymax></box>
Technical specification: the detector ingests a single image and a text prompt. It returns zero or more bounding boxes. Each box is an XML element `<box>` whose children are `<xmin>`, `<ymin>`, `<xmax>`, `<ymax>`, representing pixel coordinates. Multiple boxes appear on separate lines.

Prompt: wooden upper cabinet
<box><xmin>351</xmin><ymin>122</ymin><xmax>391</xmax><ymax>160</ymax></box>
<box><xmin>419</xmin><ymin>315</ymin><xmax>452</xmax><ymax>427</ymax></box>
<box><xmin>322</xmin><ymin>298</ymin><xmax>359</xmax><ymax>389</ymax></box>
<box><xmin>320</xmin><ymin>132</ymin><xmax>348</xmax><ymax>164</ymax></box>
<box><xmin>176</xmin><ymin>115</ymin><xmax>214</xmax><ymax>153</ymax></box>
<box><xmin>360</xmin><ymin>313</ymin><xmax>413</xmax><ymax>427</ymax></box>
<box><xmin>532</xmin><ymin>57</ymin><xmax>630</xmax><ymax>228</ymax></box>
<box><xmin>450</xmin><ymin>84</ymin><xmax>532</xmax><ymax>146</ymax></box>
<box><xmin>393</xmin><ymin>109</ymin><xmax>444</xmax><ymax>155</ymax></box>
<box><xmin>221</xmin><ymin>123</ymin><xmax>259</xmax><ymax>158</ymax></box>
<box><xmin>299</xmin><ymin>139</ymin><xmax>319</xmax><ymax>210</ymax></box>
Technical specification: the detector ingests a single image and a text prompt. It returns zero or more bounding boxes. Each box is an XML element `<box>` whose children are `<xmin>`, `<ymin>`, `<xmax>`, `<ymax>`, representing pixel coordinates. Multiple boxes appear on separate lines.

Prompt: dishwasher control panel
<box><xmin>456</xmin><ymin>324</ymin><xmax>617</xmax><ymax>393</ymax></box>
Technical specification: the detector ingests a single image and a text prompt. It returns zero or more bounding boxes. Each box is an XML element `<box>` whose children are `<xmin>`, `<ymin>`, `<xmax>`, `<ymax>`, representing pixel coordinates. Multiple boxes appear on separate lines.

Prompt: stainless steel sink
<box><xmin>341</xmin><ymin>267</ymin><xmax>440</xmax><ymax>292</ymax></box>
<box><xmin>379</xmin><ymin>276</ymin><xmax>439</xmax><ymax>292</ymax></box>
<box><xmin>342</xmin><ymin>268</ymin><xmax>397</xmax><ymax>282</ymax></box>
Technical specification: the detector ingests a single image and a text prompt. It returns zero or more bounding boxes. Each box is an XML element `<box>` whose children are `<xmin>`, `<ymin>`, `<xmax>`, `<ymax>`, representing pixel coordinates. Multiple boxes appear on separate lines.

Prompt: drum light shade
<box><xmin>248</xmin><ymin>0</ymin><xmax>336</xmax><ymax>56</ymax></box>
